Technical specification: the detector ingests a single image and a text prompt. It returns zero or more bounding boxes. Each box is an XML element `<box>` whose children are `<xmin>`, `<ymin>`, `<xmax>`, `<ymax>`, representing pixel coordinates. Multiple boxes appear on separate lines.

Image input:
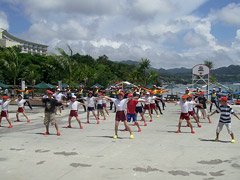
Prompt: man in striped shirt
<box><xmin>208</xmin><ymin>97</ymin><xmax>240</xmax><ymax>143</ymax></box>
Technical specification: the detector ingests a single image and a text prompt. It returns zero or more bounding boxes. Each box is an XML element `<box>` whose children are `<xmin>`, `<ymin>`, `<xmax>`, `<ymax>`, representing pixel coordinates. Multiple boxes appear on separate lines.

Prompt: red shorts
<box><xmin>180</xmin><ymin>113</ymin><xmax>190</xmax><ymax>120</ymax></box>
<box><xmin>70</xmin><ymin>110</ymin><xmax>78</xmax><ymax>117</ymax></box>
<box><xmin>17</xmin><ymin>107</ymin><xmax>24</xmax><ymax>112</ymax></box>
<box><xmin>1</xmin><ymin>111</ymin><xmax>8</xmax><ymax>117</ymax></box>
<box><xmin>103</xmin><ymin>103</ymin><xmax>107</xmax><ymax>108</ymax></box>
<box><xmin>144</xmin><ymin>104</ymin><xmax>150</xmax><ymax>110</ymax></box>
<box><xmin>115</xmin><ymin>111</ymin><xmax>126</xmax><ymax>121</ymax></box>
<box><xmin>150</xmin><ymin>103</ymin><xmax>156</xmax><ymax>109</ymax></box>
<box><xmin>188</xmin><ymin>111</ymin><xmax>194</xmax><ymax>116</ymax></box>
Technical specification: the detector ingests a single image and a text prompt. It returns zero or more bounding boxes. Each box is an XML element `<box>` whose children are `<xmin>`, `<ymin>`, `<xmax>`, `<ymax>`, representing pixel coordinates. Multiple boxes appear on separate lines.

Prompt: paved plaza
<box><xmin>0</xmin><ymin>103</ymin><xmax>240</xmax><ymax>180</ymax></box>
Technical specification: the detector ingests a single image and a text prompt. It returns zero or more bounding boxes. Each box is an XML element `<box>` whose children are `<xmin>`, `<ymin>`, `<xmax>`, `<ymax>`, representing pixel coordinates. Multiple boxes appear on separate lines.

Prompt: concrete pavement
<box><xmin>0</xmin><ymin>103</ymin><xmax>240</xmax><ymax>180</ymax></box>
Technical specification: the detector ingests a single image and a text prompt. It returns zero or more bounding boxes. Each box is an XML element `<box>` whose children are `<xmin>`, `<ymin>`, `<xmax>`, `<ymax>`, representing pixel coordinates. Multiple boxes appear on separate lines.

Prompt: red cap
<box><xmin>2</xmin><ymin>95</ymin><xmax>8</xmax><ymax>99</ymax></box>
<box><xmin>98</xmin><ymin>92</ymin><xmax>102</xmax><ymax>96</ymax></box>
<box><xmin>127</xmin><ymin>94</ymin><xmax>133</xmax><ymax>97</ymax></box>
<box><xmin>200</xmin><ymin>91</ymin><xmax>205</xmax><ymax>95</ymax></box>
<box><xmin>219</xmin><ymin>97</ymin><xmax>228</xmax><ymax>102</ymax></box>
<box><xmin>150</xmin><ymin>91</ymin><xmax>154</xmax><ymax>95</ymax></box>
<box><xmin>189</xmin><ymin>94</ymin><xmax>193</xmax><ymax>97</ymax></box>
<box><xmin>46</xmin><ymin>90</ymin><xmax>53</xmax><ymax>94</ymax></box>
<box><xmin>88</xmin><ymin>91</ymin><xmax>93</xmax><ymax>94</ymax></box>
<box><xmin>119</xmin><ymin>92</ymin><xmax>125</xmax><ymax>96</ymax></box>
<box><xmin>182</xmin><ymin>95</ymin><xmax>188</xmax><ymax>99</ymax></box>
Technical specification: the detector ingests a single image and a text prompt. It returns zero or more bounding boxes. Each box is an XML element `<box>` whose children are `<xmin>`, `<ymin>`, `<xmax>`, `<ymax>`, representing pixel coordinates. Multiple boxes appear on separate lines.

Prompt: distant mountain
<box><xmin>118</xmin><ymin>60</ymin><xmax>240</xmax><ymax>82</ymax></box>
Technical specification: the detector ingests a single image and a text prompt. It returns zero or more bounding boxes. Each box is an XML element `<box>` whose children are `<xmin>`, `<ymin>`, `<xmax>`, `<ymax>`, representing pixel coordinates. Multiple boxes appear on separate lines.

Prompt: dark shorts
<box><xmin>188</xmin><ymin>111</ymin><xmax>195</xmax><ymax>116</ymax></box>
<box><xmin>127</xmin><ymin>113</ymin><xmax>137</xmax><ymax>122</ymax></box>
<box><xmin>1</xmin><ymin>111</ymin><xmax>8</xmax><ymax>117</ymax></box>
<box><xmin>144</xmin><ymin>104</ymin><xmax>150</xmax><ymax>110</ymax></box>
<box><xmin>17</xmin><ymin>107</ymin><xmax>24</xmax><ymax>112</ymax></box>
<box><xmin>136</xmin><ymin>107</ymin><xmax>143</xmax><ymax>113</ymax></box>
<box><xmin>150</xmin><ymin>103</ymin><xmax>156</xmax><ymax>109</ymax></box>
<box><xmin>88</xmin><ymin>107</ymin><xmax>94</xmax><ymax>111</ymax></box>
<box><xmin>115</xmin><ymin>111</ymin><xmax>127</xmax><ymax>122</ymax></box>
<box><xmin>97</xmin><ymin>104</ymin><xmax>103</xmax><ymax>110</ymax></box>
<box><xmin>103</xmin><ymin>103</ymin><xmax>107</xmax><ymax>108</ymax></box>
<box><xmin>70</xmin><ymin>110</ymin><xmax>78</xmax><ymax>117</ymax></box>
<box><xmin>180</xmin><ymin>113</ymin><xmax>190</xmax><ymax>120</ymax></box>
<box><xmin>56</xmin><ymin>103</ymin><xmax>62</xmax><ymax>106</ymax></box>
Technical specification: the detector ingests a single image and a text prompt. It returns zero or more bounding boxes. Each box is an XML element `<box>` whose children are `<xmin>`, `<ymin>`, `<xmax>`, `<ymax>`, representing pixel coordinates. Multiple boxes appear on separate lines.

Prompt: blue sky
<box><xmin>0</xmin><ymin>0</ymin><xmax>240</xmax><ymax>69</ymax></box>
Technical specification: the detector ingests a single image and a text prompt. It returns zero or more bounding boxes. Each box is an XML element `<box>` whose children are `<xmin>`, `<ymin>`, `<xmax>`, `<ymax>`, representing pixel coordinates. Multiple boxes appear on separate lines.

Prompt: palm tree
<box><xmin>0</xmin><ymin>47</ymin><xmax>25</xmax><ymax>89</ymax></box>
<box><xmin>138</xmin><ymin>58</ymin><xmax>151</xmax><ymax>86</ymax></box>
<box><xmin>204</xmin><ymin>60</ymin><xmax>214</xmax><ymax>70</ymax></box>
<box><xmin>53</xmin><ymin>45</ymin><xmax>76</xmax><ymax>86</ymax></box>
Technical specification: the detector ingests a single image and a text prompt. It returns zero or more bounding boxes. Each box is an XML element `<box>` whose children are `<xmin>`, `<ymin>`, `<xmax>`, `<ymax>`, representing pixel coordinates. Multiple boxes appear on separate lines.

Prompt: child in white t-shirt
<box><xmin>15</xmin><ymin>95</ymin><xmax>30</xmax><ymax>123</ymax></box>
<box><xmin>0</xmin><ymin>95</ymin><xmax>13</xmax><ymax>128</ymax></box>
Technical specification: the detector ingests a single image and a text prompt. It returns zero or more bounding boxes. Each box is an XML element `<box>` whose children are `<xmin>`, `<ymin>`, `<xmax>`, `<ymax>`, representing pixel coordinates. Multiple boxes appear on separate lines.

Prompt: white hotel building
<box><xmin>0</xmin><ymin>28</ymin><xmax>47</xmax><ymax>55</ymax></box>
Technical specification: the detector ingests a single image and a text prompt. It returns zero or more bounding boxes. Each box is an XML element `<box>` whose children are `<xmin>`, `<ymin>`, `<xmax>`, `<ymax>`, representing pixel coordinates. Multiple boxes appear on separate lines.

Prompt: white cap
<box><xmin>57</xmin><ymin>88</ymin><xmax>60</xmax><ymax>91</ymax></box>
<box><xmin>136</xmin><ymin>92</ymin><xmax>140</xmax><ymax>95</ymax></box>
<box><xmin>146</xmin><ymin>92</ymin><xmax>150</xmax><ymax>95</ymax></box>
<box><xmin>71</xmin><ymin>95</ymin><xmax>76</xmax><ymax>98</ymax></box>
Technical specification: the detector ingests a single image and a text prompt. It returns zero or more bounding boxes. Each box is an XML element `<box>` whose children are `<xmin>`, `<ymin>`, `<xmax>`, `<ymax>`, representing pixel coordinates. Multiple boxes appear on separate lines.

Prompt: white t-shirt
<box><xmin>0</xmin><ymin>100</ymin><xmax>10</xmax><ymax>111</ymax></box>
<box><xmin>97</xmin><ymin>98</ymin><xmax>103</xmax><ymax>105</ymax></box>
<box><xmin>68</xmin><ymin>101</ymin><xmax>80</xmax><ymax>111</ymax></box>
<box><xmin>111</xmin><ymin>98</ymin><xmax>128</xmax><ymax>111</ymax></box>
<box><xmin>177</xmin><ymin>101</ymin><xmax>194</xmax><ymax>113</ymax></box>
<box><xmin>102</xmin><ymin>97</ymin><xmax>107</xmax><ymax>104</ymax></box>
<box><xmin>150</xmin><ymin>96</ymin><xmax>157</xmax><ymax>103</ymax></box>
<box><xmin>188</xmin><ymin>100</ymin><xmax>195</xmax><ymax>111</ymax></box>
<box><xmin>143</xmin><ymin>96</ymin><xmax>151</xmax><ymax>105</ymax></box>
<box><xmin>53</xmin><ymin>93</ymin><xmax>64</xmax><ymax>101</ymax></box>
<box><xmin>136</xmin><ymin>98</ymin><xmax>144</xmax><ymax>107</ymax></box>
<box><xmin>85</xmin><ymin>97</ymin><xmax>96</xmax><ymax>107</ymax></box>
<box><xmin>15</xmin><ymin>99</ymin><xmax>26</xmax><ymax>108</ymax></box>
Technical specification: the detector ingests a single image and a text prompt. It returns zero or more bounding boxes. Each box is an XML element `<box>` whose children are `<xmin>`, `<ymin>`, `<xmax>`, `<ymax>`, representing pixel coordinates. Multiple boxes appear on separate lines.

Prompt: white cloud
<box><xmin>0</xmin><ymin>11</ymin><xmax>9</xmax><ymax>30</ymax></box>
<box><xmin>209</xmin><ymin>3</ymin><xmax>240</xmax><ymax>26</ymax></box>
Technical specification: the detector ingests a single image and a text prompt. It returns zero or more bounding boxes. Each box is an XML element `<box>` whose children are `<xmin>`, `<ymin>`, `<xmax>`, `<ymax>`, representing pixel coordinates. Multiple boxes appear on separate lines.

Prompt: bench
<box><xmin>165</xmin><ymin>94</ymin><xmax>180</xmax><ymax>101</ymax></box>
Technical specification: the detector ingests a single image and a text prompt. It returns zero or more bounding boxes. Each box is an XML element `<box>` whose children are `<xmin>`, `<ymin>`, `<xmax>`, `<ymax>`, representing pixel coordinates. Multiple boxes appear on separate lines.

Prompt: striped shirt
<box><xmin>216</xmin><ymin>105</ymin><xmax>234</xmax><ymax>123</ymax></box>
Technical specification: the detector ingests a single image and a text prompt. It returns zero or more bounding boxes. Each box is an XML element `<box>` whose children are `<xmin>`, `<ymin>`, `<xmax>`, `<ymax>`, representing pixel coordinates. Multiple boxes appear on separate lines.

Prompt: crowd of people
<box><xmin>0</xmin><ymin>85</ymin><xmax>239</xmax><ymax>143</ymax></box>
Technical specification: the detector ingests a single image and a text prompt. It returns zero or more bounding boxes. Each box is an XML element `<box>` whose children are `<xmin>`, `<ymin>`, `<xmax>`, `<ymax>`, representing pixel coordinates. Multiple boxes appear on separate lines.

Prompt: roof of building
<box><xmin>0</xmin><ymin>28</ymin><xmax>48</xmax><ymax>48</ymax></box>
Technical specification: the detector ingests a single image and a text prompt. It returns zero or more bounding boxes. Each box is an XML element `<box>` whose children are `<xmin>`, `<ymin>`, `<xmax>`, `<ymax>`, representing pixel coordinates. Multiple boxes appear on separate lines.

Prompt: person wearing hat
<box><xmin>53</xmin><ymin>88</ymin><xmax>66</xmax><ymax>116</ymax></box>
<box><xmin>135</xmin><ymin>92</ymin><xmax>147</xmax><ymax>126</ymax></box>
<box><xmin>77</xmin><ymin>85</ymin><xmax>86</xmax><ymax>112</ymax></box>
<box><xmin>64</xmin><ymin>95</ymin><xmax>85</xmax><ymax>129</ymax></box>
<box><xmin>101</xmin><ymin>91</ymin><xmax>110</xmax><ymax>117</ymax></box>
<box><xmin>105</xmin><ymin>92</ymin><xmax>134</xmax><ymax>139</ymax></box>
<box><xmin>175</xmin><ymin>95</ymin><xmax>200</xmax><ymax>133</ymax></box>
<box><xmin>17</xmin><ymin>87</ymin><xmax>34</xmax><ymax>110</ymax></box>
<box><xmin>81</xmin><ymin>91</ymin><xmax>99</xmax><ymax>124</ymax></box>
<box><xmin>0</xmin><ymin>95</ymin><xmax>13</xmax><ymax>128</ymax></box>
<box><xmin>187</xmin><ymin>94</ymin><xmax>202</xmax><ymax>128</ymax></box>
<box><xmin>14</xmin><ymin>94</ymin><xmax>30</xmax><ymax>123</ymax></box>
<box><xmin>209</xmin><ymin>88</ymin><xmax>218</xmax><ymax>112</ymax></box>
<box><xmin>196</xmin><ymin>91</ymin><xmax>212</xmax><ymax>122</ymax></box>
<box><xmin>207</xmin><ymin>96</ymin><xmax>240</xmax><ymax>143</ymax></box>
<box><xmin>96</xmin><ymin>92</ymin><xmax>106</xmax><ymax>121</ymax></box>
<box><xmin>109</xmin><ymin>86</ymin><xmax>117</xmax><ymax>112</ymax></box>
<box><xmin>142</xmin><ymin>92</ymin><xmax>153</xmax><ymax>122</ymax></box>
<box><xmin>31</xmin><ymin>90</ymin><xmax>61</xmax><ymax>136</ymax></box>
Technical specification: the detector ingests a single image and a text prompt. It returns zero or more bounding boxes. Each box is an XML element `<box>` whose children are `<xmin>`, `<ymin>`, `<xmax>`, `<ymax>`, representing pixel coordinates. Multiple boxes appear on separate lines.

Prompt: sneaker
<box><xmin>157</xmin><ymin>115</ymin><xmax>160</xmax><ymax>118</ymax></box>
<box><xmin>113</xmin><ymin>135</ymin><xmax>118</xmax><ymax>139</ymax></box>
<box><xmin>203</xmin><ymin>117</ymin><xmax>206</xmax><ymax>119</ymax></box>
<box><xmin>59</xmin><ymin>113</ymin><xmax>62</xmax><ymax>116</ymax></box>
<box><xmin>80</xmin><ymin>126</ymin><xmax>83</xmax><ymax>129</ymax></box>
<box><xmin>107</xmin><ymin>114</ymin><xmax>109</xmax><ymax>117</ymax></box>
<box><xmin>97</xmin><ymin>120</ymin><xmax>100</xmax><ymax>124</ymax></box>
<box><xmin>191</xmin><ymin>130</ymin><xmax>195</xmax><ymax>134</ymax></box>
<box><xmin>85</xmin><ymin>121</ymin><xmax>89</xmax><ymax>124</ymax></box>
<box><xmin>8</xmin><ymin>125</ymin><xmax>13</xmax><ymax>128</ymax></box>
<box><xmin>123</xmin><ymin>128</ymin><xmax>127</xmax><ymax>131</ymax></box>
<box><xmin>57</xmin><ymin>132</ymin><xmax>61</xmax><ymax>136</ymax></box>
<box><xmin>150</xmin><ymin>119</ymin><xmax>153</xmax><ymax>122</ymax></box>
<box><xmin>27</xmin><ymin>120</ymin><xmax>30</xmax><ymax>123</ymax></box>
<box><xmin>43</xmin><ymin>115</ymin><xmax>45</xmax><ymax>118</ymax></box>
<box><xmin>66</xmin><ymin>125</ymin><xmax>72</xmax><ymax>128</ymax></box>
<box><xmin>130</xmin><ymin>134</ymin><xmax>134</xmax><ymax>139</ymax></box>
<box><xmin>15</xmin><ymin>120</ymin><xmax>20</xmax><ymax>122</ymax></box>
<box><xmin>231</xmin><ymin>139</ymin><xmax>236</xmax><ymax>143</ymax></box>
<box><xmin>144</xmin><ymin>123</ymin><xmax>147</xmax><ymax>126</ymax></box>
<box><xmin>103</xmin><ymin>118</ymin><xmax>106</xmax><ymax>120</ymax></box>
<box><xmin>138</xmin><ymin>129</ymin><xmax>142</xmax><ymax>132</ymax></box>
<box><xmin>186</xmin><ymin>124</ymin><xmax>189</xmax><ymax>127</ymax></box>
<box><xmin>215</xmin><ymin>138</ymin><xmax>219</xmax><ymax>142</ymax></box>
<box><xmin>140</xmin><ymin>119</ymin><xmax>144</xmax><ymax>122</ymax></box>
<box><xmin>43</xmin><ymin>132</ymin><xmax>49</xmax><ymax>135</ymax></box>
<box><xmin>133</xmin><ymin>122</ymin><xmax>136</xmax><ymax>126</ymax></box>
<box><xmin>209</xmin><ymin>121</ymin><xmax>212</xmax><ymax>124</ymax></box>
<box><xmin>148</xmin><ymin>115</ymin><xmax>150</xmax><ymax>118</ymax></box>
<box><xmin>176</xmin><ymin>130</ymin><xmax>181</xmax><ymax>133</ymax></box>
<box><xmin>198</xmin><ymin>124</ymin><xmax>202</xmax><ymax>128</ymax></box>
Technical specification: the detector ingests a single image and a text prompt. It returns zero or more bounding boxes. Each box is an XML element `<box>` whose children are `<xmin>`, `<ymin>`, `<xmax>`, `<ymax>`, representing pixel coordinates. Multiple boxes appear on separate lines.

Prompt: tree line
<box><xmin>0</xmin><ymin>46</ymin><xmax>162</xmax><ymax>88</ymax></box>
